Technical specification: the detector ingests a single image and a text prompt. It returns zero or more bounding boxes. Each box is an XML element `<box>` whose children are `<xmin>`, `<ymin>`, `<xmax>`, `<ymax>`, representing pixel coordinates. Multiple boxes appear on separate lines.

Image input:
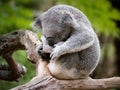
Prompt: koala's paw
<box><xmin>43</xmin><ymin>45</ymin><xmax>53</xmax><ymax>53</ymax></box>
<box><xmin>39</xmin><ymin>50</ymin><xmax>50</xmax><ymax>61</ymax></box>
<box><xmin>35</xmin><ymin>44</ymin><xmax>43</xmax><ymax>55</ymax></box>
<box><xmin>35</xmin><ymin>44</ymin><xmax>51</xmax><ymax>60</ymax></box>
<box><xmin>50</xmin><ymin>46</ymin><xmax>62</xmax><ymax>62</ymax></box>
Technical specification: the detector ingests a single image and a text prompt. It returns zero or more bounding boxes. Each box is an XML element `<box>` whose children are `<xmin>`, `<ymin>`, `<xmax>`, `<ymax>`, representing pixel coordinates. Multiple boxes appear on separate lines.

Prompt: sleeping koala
<box><xmin>32</xmin><ymin>5</ymin><xmax>100</xmax><ymax>79</ymax></box>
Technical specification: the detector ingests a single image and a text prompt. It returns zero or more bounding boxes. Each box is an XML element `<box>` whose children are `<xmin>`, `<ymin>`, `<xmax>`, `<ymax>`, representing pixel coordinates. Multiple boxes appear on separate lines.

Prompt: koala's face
<box><xmin>33</xmin><ymin>11</ymin><xmax>72</xmax><ymax>46</ymax></box>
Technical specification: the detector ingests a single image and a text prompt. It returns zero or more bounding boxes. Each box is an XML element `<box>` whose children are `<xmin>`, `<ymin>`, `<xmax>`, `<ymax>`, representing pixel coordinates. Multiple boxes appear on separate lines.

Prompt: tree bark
<box><xmin>11</xmin><ymin>76</ymin><xmax>120</xmax><ymax>90</ymax></box>
<box><xmin>0</xmin><ymin>30</ymin><xmax>120</xmax><ymax>90</ymax></box>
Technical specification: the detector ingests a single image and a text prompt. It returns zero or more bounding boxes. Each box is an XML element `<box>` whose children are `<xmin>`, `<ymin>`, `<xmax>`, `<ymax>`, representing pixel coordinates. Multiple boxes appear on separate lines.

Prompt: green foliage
<box><xmin>56</xmin><ymin>0</ymin><xmax>120</xmax><ymax>37</ymax></box>
<box><xmin>0</xmin><ymin>0</ymin><xmax>33</xmax><ymax>34</ymax></box>
<box><xmin>0</xmin><ymin>0</ymin><xmax>36</xmax><ymax>89</ymax></box>
<box><xmin>13</xmin><ymin>50</ymin><xmax>35</xmax><ymax>82</ymax></box>
<box><xmin>0</xmin><ymin>50</ymin><xmax>35</xmax><ymax>90</ymax></box>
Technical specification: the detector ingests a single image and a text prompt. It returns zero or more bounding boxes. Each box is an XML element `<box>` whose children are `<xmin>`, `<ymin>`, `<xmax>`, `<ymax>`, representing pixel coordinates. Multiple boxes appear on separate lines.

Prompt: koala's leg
<box><xmin>48</xmin><ymin>62</ymin><xmax>78</xmax><ymax>79</ymax></box>
<box><xmin>50</xmin><ymin>22</ymin><xmax>95</xmax><ymax>60</ymax></box>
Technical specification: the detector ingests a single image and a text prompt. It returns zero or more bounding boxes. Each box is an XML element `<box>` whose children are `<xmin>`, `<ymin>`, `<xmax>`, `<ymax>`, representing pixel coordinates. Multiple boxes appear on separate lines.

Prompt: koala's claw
<box><xmin>35</xmin><ymin>44</ymin><xmax>43</xmax><ymax>54</ymax></box>
<box><xmin>38</xmin><ymin>50</ymin><xmax>42</xmax><ymax>55</ymax></box>
<box><xmin>50</xmin><ymin>52</ymin><xmax>59</xmax><ymax>62</ymax></box>
<box><xmin>50</xmin><ymin>52</ymin><xmax>55</xmax><ymax>61</ymax></box>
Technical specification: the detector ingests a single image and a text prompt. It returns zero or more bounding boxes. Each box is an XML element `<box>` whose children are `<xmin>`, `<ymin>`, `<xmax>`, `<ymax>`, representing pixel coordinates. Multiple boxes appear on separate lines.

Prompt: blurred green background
<box><xmin>0</xmin><ymin>0</ymin><xmax>120</xmax><ymax>90</ymax></box>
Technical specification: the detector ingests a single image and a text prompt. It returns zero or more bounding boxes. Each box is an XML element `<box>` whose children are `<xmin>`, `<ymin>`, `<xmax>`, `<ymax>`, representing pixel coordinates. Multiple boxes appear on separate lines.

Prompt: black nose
<box><xmin>47</xmin><ymin>37</ymin><xmax>55</xmax><ymax>47</ymax></box>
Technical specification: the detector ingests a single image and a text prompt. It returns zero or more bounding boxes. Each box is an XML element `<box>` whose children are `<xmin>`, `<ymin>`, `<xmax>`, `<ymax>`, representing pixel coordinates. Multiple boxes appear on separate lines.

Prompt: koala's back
<box><xmin>43</xmin><ymin>5</ymin><xmax>92</xmax><ymax>29</ymax></box>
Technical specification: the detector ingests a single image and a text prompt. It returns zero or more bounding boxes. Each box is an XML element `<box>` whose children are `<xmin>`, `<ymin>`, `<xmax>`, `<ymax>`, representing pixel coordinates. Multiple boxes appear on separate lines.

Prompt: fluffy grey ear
<box><xmin>35</xmin><ymin>18</ymin><xmax>42</xmax><ymax>28</ymax></box>
<box><xmin>58</xmin><ymin>11</ymin><xmax>76</xmax><ymax>27</ymax></box>
<box><xmin>59</xmin><ymin>11</ymin><xmax>71</xmax><ymax>24</ymax></box>
<box><xmin>31</xmin><ymin>18</ymin><xmax>42</xmax><ymax>32</ymax></box>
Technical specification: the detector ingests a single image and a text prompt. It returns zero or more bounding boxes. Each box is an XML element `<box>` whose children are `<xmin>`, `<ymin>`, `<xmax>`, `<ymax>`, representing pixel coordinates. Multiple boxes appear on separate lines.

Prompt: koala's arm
<box><xmin>61</xmin><ymin>24</ymin><xmax>94</xmax><ymax>53</ymax></box>
<box><xmin>41</xmin><ymin>35</ymin><xmax>53</xmax><ymax>53</ymax></box>
<box><xmin>50</xmin><ymin>22</ymin><xmax>95</xmax><ymax>60</ymax></box>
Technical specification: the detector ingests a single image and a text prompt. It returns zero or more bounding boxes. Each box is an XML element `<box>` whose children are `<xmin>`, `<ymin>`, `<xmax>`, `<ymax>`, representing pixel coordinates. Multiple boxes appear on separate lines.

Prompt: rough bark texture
<box><xmin>11</xmin><ymin>76</ymin><xmax>120</xmax><ymax>90</ymax></box>
<box><xmin>0</xmin><ymin>30</ymin><xmax>120</xmax><ymax>90</ymax></box>
<box><xmin>0</xmin><ymin>30</ymin><xmax>40</xmax><ymax>81</ymax></box>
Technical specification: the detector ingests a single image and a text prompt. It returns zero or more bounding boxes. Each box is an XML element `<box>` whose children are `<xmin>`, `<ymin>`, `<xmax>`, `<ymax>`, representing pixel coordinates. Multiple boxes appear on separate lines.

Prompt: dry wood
<box><xmin>0</xmin><ymin>30</ymin><xmax>40</xmax><ymax>81</ymax></box>
<box><xmin>11</xmin><ymin>76</ymin><xmax>120</xmax><ymax>90</ymax></box>
<box><xmin>0</xmin><ymin>30</ymin><xmax>120</xmax><ymax>90</ymax></box>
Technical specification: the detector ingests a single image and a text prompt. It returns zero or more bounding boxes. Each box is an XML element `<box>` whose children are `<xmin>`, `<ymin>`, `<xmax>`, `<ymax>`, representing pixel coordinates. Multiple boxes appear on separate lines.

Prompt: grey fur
<box><xmin>32</xmin><ymin>5</ymin><xmax>100</xmax><ymax>79</ymax></box>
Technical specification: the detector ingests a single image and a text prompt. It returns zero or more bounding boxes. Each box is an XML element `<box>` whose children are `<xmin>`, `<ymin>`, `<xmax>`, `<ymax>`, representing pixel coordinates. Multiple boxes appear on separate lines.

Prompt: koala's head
<box><xmin>32</xmin><ymin>8</ymin><xmax>73</xmax><ymax>46</ymax></box>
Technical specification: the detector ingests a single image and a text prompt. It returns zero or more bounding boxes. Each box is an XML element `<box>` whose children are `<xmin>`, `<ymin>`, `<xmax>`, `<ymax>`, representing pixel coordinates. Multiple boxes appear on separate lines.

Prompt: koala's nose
<box><xmin>47</xmin><ymin>37</ymin><xmax>55</xmax><ymax>47</ymax></box>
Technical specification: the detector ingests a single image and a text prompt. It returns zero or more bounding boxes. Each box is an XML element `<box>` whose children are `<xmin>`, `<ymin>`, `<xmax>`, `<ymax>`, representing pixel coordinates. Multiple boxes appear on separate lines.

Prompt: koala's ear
<box><xmin>59</xmin><ymin>11</ymin><xmax>73</xmax><ymax>26</ymax></box>
<box><xmin>31</xmin><ymin>18</ymin><xmax>42</xmax><ymax>32</ymax></box>
<box><xmin>35</xmin><ymin>18</ymin><xmax>42</xmax><ymax>28</ymax></box>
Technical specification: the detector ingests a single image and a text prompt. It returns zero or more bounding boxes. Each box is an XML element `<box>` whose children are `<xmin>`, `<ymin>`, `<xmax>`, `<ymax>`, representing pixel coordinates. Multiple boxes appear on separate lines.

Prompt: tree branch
<box><xmin>0</xmin><ymin>30</ymin><xmax>40</xmax><ymax>81</ymax></box>
<box><xmin>1</xmin><ymin>30</ymin><xmax>120</xmax><ymax>89</ymax></box>
<box><xmin>11</xmin><ymin>76</ymin><xmax>120</xmax><ymax>90</ymax></box>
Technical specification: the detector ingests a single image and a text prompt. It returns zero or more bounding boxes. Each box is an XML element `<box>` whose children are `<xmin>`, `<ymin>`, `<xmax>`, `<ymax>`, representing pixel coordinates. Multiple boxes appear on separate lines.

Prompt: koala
<box><xmin>32</xmin><ymin>5</ymin><xmax>100</xmax><ymax>79</ymax></box>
